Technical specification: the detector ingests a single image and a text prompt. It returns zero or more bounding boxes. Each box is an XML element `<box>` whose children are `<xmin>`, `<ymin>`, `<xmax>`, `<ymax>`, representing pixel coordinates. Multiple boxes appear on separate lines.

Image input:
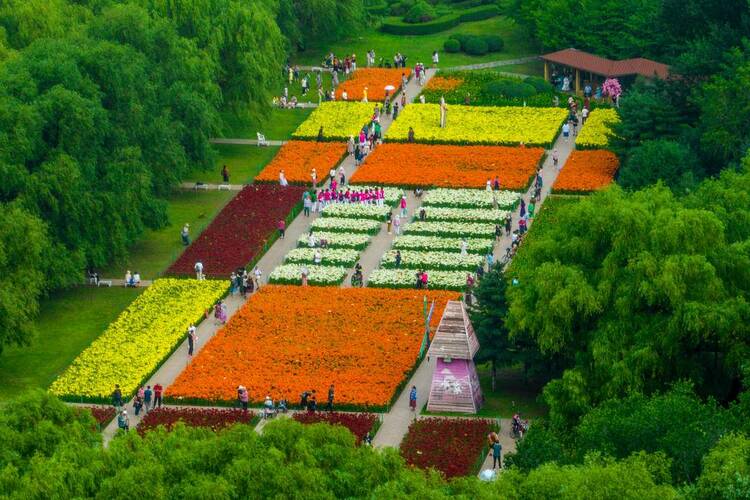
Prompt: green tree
<box><xmin>618</xmin><ymin>139</ymin><xmax>702</xmax><ymax>192</ymax></box>
<box><xmin>695</xmin><ymin>434</ymin><xmax>750</xmax><ymax>499</ymax></box>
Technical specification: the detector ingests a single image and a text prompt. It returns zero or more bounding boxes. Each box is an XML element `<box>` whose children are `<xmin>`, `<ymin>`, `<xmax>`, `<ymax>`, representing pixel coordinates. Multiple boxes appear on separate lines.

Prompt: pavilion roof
<box><xmin>427</xmin><ymin>301</ymin><xmax>479</xmax><ymax>360</ymax></box>
<box><xmin>541</xmin><ymin>48</ymin><xmax>669</xmax><ymax>79</ymax></box>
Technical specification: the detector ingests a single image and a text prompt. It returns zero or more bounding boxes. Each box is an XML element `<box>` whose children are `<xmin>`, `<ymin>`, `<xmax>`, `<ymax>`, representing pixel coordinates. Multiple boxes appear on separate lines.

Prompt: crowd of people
<box><xmin>113</xmin><ymin>382</ymin><xmax>164</xmax><ymax>432</ymax></box>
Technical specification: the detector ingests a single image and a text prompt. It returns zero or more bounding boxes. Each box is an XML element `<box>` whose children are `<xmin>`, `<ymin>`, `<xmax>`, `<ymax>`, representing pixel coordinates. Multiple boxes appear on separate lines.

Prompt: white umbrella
<box><xmin>384</xmin><ymin>85</ymin><xmax>396</xmax><ymax>91</ymax></box>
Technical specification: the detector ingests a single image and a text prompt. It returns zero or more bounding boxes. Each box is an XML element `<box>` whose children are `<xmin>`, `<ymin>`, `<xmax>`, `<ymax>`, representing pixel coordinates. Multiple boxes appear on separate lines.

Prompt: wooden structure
<box><xmin>540</xmin><ymin>48</ymin><xmax>669</xmax><ymax>94</ymax></box>
<box><xmin>426</xmin><ymin>301</ymin><xmax>483</xmax><ymax>413</ymax></box>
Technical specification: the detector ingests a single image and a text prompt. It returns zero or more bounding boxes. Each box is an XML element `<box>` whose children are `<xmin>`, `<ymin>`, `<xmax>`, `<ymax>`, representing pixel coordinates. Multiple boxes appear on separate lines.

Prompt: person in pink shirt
<box><xmin>278</xmin><ymin>219</ymin><xmax>286</xmax><ymax>239</ymax></box>
<box><xmin>400</xmin><ymin>195</ymin><xmax>407</xmax><ymax>218</ymax></box>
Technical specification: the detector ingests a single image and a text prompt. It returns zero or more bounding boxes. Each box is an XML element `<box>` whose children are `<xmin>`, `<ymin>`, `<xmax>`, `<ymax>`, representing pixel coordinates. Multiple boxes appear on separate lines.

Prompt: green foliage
<box><xmin>505</xmin><ymin>177</ymin><xmax>750</xmax><ymax>429</ymax></box>
<box><xmin>695</xmin><ymin>434</ymin><xmax>750</xmax><ymax>499</ymax></box>
<box><xmin>463</xmin><ymin>35</ymin><xmax>488</xmax><ymax>55</ymax></box>
<box><xmin>524</xmin><ymin>76</ymin><xmax>552</xmax><ymax>93</ymax></box>
<box><xmin>484</xmin><ymin>79</ymin><xmax>536</xmax><ymax>98</ymax></box>
<box><xmin>619</xmin><ymin>139</ymin><xmax>702</xmax><ymax>192</ymax></box>
<box><xmin>443</xmin><ymin>38</ymin><xmax>461</xmax><ymax>52</ymax></box>
<box><xmin>276</xmin><ymin>0</ymin><xmax>366</xmax><ymax>53</ymax></box>
<box><xmin>403</xmin><ymin>0</ymin><xmax>437</xmax><ymax>23</ymax></box>
<box><xmin>504</xmin><ymin>422</ymin><xmax>566</xmax><ymax>471</ymax></box>
<box><xmin>482</xmin><ymin>34</ymin><xmax>504</xmax><ymax>52</ymax></box>
<box><xmin>420</xmin><ymin>70</ymin><xmax>560</xmax><ymax>107</ymax></box>
<box><xmin>380</xmin><ymin>4</ymin><xmax>499</xmax><ymax>35</ymax></box>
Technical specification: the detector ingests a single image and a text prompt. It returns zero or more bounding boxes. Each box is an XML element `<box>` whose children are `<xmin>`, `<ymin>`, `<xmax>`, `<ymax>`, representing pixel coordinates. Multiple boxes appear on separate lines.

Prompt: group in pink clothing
<box><xmin>313</xmin><ymin>187</ymin><xmax>386</xmax><ymax>212</ymax></box>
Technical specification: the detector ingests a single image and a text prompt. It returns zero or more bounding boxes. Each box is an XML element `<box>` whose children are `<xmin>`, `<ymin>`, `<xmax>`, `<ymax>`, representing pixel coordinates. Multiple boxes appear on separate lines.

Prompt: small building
<box><xmin>540</xmin><ymin>48</ymin><xmax>670</xmax><ymax>94</ymax></box>
<box><xmin>426</xmin><ymin>300</ymin><xmax>483</xmax><ymax>414</ymax></box>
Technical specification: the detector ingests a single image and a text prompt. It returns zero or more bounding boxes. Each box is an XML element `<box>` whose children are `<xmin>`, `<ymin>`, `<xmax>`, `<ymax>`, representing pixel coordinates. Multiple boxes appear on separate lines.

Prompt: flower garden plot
<box><xmin>334</xmin><ymin>68</ymin><xmax>412</xmax><ymax>102</ymax></box>
<box><xmin>166</xmin><ymin>286</ymin><xmax>458</xmax><ymax>408</ymax></box>
<box><xmin>367</xmin><ymin>269</ymin><xmax>472</xmax><ymax>291</ymax></box>
<box><xmin>137</xmin><ymin>407</ymin><xmax>256</xmax><ymax>435</ymax></box>
<box><xmin>422</xmin><ymin>188</ymin><xmax>521</xmax><ymax>209</ymax></box>
<box><xmin>292</xmin><ymin>102</ymin><xmax>374</xmax><ymax>141</ymax></box>
<box><xmin>311</xmin><ymin>216</ymin><xmax>381</xmax><ymax>235</ymax></box>
<box><xmin>268</xmin><ymin>264</ymin><xmax>349</xmax><ymax>286</ymax></box>
<box><xmin>355</xmin><ymin>186</ymin><xmax>404</xmax><ymax>206</ymax></box>
<box><xmin>393</xmin><ymin>235</ymin><xmax>493</xmax><ymax>255</ymax></box>
<box><xmin>255</xmin><ymin>141</ymin><xmax>347</xmax><ymax>184</ymax></box>
<box><xmin>321</xmin><ymin>203</ymin><xmax>391</xmax><ymax>220</ymax></box>
<box><xmin>296</xmin><ymin>232</ymin><xmax>372</xmax><ymax>250</ymax></box>
<box><xmin>553</xmin><ymin>150</ymin><xmax>620</xmax><ymax>193</ymax></box>
<box><xmin>400</xmin><ymin>417</ymin><xmax>495</xmax><ymax>478</ymax></box>
<box><xmin>293</xmin><ymin>412</ymin><xmax>379</xmax><ymax>444</ymax></box>
<box><xmin>77</xmin><ymin>406</ymin><xmax>116</xmax><ymax>427</ymax></box>
<box><xmin>386</xmin><ymin>104</ymin><xmax>567</xmax><ymax>147</ymax></box>
<box><xmin>406</xmin><ymin>220</ymin><xmax>496</xmax><ymax>238</ymax></box>
<box><xmin>349</xmin><ymin>143</ymin><xmax>543</xmax><ymax>190</ymax></box>
<box><xmin>50</xmin><ymin>279</ymin><xmax>226</xmax><ymax>401</ymax></box>
<box><xmin>284</xmin><ymin>248</ymin><xmax>360</xmax><ymax>267</ymax></box>
<box><xmin>167</xmin><ymin>184</ymin><xmax>306</xmax><ymax>277</ymax></box>
<box><xmin>419</xmin><ymin>207</ymin><xmax>509</xmax><ymax>223</ymax></box>
<box><xmin>382</xmin><ymin>250</ymin><xmax>483</xmax><ymax>271</ymax></box>
<box><xmin>576</xmin><ymin>108</ymin><xmax>620</xmax><ymax>149</ymax></box>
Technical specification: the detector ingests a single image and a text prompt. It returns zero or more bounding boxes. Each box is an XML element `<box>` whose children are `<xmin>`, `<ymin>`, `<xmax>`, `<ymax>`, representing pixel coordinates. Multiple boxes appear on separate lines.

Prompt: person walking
<box><xmin>393</xmin><ymin>215</ymin><xmax>401</xmax><ymax>235</ymax></box>
<box><xmin>278</xmin><ymin>219</ymin><xmax>286</xmax><ymax>239</ymax></box>
<box><xmin>395</xmin><ymin>250</ymin><xmax>402</xmax><ymax>268</ymax></box>
<box><xmin>387</xmin><ymin>214</ymin><xmax>393</xmax><ymax>234</ymax></box>
<box><xmin>492</xmin><ymin>436</ymin><xmax>502</xmax><ymax>469</ymax></box>
<box><xmin>153</xmin><ymin>383</ymin><xmax>163</xmax><ymax>408</ymax></box>
<box><xmin>303</xmin><ymin>195</ymin><xmax>312</xmax><ymax>217</ymax></box>
<box><xmin>311</xmin><ymin>168</ymin><xmax>317</xmax><ymax>188</ymax></box>
<box><xmin>221</xmin><ymin>164</ymin><xmax>230</xmax><ymax>183</ymax></box>
<box><xmin>552</xmin><ymin>149</ymin><xmax>559</xmax><ymax>169</ymax></box>
<box><xmin>238</xmin><ymin>385</ymin><xmax>249</xmax><ymax>411</ymax></box>
<box><xmin>187</xmin><ymin>324</ymin><xmax>196</xmax><ymax>356</ymax></box>
<box><xmin>112</xmin><ymin>384</ymin><xmax>123</xmax><ymax>409</ymax></box>
<box><xmin>117</xmin><ymin>410</ymin><xmax>130</xmax><ymax>432</ymax></box>
<box><xmin>562</xmin><ymin>122</ymin><xmax>570</xmax><ymax>142</ymax></box>
<box><xmin>409</xmin><ymin>386</ymin><xmax>417</xmax><ymax>413</ymax></box>
<box><xmin>144</xmin><ymin>385</ymin><xmax>153</xmax><ymax>412</ymax></box>
<box><xmin>279</xmin><ymin>170</ymin><xmax>289</xmax><ymax>187</ymax></box>
<box><xmin>400</xmin><ymin>196</ymin><xmax>407</xmax><ymax>218</ymax></box>
<box><xmin>327</xmin><ymin>384</ymin><xmax>335</xmax><ymax>412</ymax></box>
<box><xmin>181</xmin><ymin>224</ymin><xmax>190</xmax><ymax>246</ymax></box>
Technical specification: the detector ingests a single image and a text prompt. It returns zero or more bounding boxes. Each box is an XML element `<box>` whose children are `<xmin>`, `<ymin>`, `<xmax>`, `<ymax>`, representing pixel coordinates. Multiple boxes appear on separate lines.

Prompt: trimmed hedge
<box><xmin>464</xmin><ymin>37</ymin><xmax>488</xmax><ymax>55</ymax></box>
<box><xmin>404</xmin><ymin>1</ymin><xmax>437</xmax><ymax>23</ymax></box>
<box><xmin>367</xmin><ymin>2</ymin><xmax>389</xmax><ymax>15</ymax></box>
<box><xmin>380</xmin><ymin>4</ymin><xmax>500</xmax><ymax>35</ymax></box>
<box><xmin>443</xmin><ymin>38</ymin><xmax>461</xmax><ymax>52</ymax></box>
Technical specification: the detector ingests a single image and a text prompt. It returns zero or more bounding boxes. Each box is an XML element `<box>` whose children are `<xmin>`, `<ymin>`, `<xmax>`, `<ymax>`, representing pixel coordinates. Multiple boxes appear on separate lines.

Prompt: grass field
<box><xmin>184</xmin><ymin>145</ymin><xmax>280</xmax><ymax>185</ymax></box>
<box><xmin>295</xmin><ymin>16</ymin><xmax>538</xmax><ymax>68</ymax></box>
<box><xmin>0</xmin><ymin>287</ymin><xmax>143</xmax><ymax>401</ymax></box>
<box><xmin>103</xmin><ymin>190</ymin><xmax>235</xmax><ymax>279</ymax></box>
<box><xmin>219</xmin><ymin>108</ymin><xmax>313</xmax><ymax>139</ymax></box>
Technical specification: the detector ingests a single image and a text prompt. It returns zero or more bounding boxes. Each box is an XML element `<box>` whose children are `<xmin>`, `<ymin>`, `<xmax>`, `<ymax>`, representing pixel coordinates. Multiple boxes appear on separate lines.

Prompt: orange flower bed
<box><xmin>255</xmin><ymin>141</ymin><xmax>347</xmax><ymax>184</ymax></box>
<box><xmin>553</xmin><ymin>150</ymin><xmax>619</xmax><ymax>193</ymax></box>
<box><xmin>349</xmin><ymin>143</ymin><xmax>544</xmax><ymax>189</ymax></box>
<box><xmin>425</xmin><ymin>76</ymin><xmax>464</xmax><ymax>92</ymax></box>
<box><xmin>335</xmin><ymin>68</ymin><xmax>412</xmax><ymax>102</ymax></box>
<box><xmin>167</xmin><ymin>286</ymin><xmax>458</xmax><ymax>407</ymax></box>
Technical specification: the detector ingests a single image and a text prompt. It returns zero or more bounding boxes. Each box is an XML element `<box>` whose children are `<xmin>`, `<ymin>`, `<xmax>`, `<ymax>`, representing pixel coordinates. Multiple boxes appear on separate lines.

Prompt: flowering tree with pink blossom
<box><xmin>602</xmin><ymin>78</ymin><xmax>622</xmax><ymax>99</ymax></box>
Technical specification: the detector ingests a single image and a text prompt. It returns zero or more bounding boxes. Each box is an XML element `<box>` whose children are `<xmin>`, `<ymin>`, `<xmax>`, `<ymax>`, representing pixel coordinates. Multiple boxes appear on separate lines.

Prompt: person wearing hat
<box><xmin>181</xmin><ymin>223</ymin><xmax>190</xmax><ymax>246</ymax></box>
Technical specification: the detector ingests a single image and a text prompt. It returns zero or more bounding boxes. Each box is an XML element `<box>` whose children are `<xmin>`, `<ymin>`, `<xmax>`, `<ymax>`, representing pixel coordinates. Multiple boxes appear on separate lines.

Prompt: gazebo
<box><xmin>426</xmin><ymin>300</ymin><xmax>483</xmax><ymax>414</ymax></box>
<box><xmin>540</xmin><ymin>48</ymin><xmax>670</xmax><ymax>94</ymax></box>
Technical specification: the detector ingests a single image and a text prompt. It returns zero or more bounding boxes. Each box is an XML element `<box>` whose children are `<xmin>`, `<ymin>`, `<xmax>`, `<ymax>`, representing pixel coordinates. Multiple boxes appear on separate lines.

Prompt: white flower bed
<box><xmin>422</xmin><ymin>188</ymin><xmax>521</xmax><ymax>209</ymax></box>
<box><xmin>406</xmin><ymin>220</ymin><xmax>496</xmax><ymax>238</ymax></box>
<box><xmin>297</xmin><ymin>232</ymin><xmax>371</xmax><ymax>250</ymax></box>
<box><xmin>351</xmin><ymin>185</ymin><xmax>404</xmax><ymax>206</ymax></box>
<box><xmin>285</xmin><ymin>248</ymin><xmax>360</xmax><ymax>267</ymax></box>
<box><xmin>269</xmin><ymin>264</ymin><xmax>348</xmax><ymax>286</ymax></box>
<box><xmin>311</xmin><ymin>217</ymin><xmax>382</xmax><ymax>234</ymax></box>
<box><xmin>393</xmin><ymin>235</ymin><xmax>493</xmax><ymax>254</ymax></box>
<box><xmin>421</xmin><ymin>206</ymin><xmax>509</xmax><ymax>223</ymax></box>
<box><xmin>381</xmin><ymin>250</ymin><xmax>483</xmax><ymax>271</ymax></box>
<box><xmin>368</xmin><ymin>269</ymin><xmax>472</xmax><ymax>291</ymax></box>
<box><xmin>321</xmin><ymin>203</ymin><xmax>391</xmax><ymax>220</ymax></box>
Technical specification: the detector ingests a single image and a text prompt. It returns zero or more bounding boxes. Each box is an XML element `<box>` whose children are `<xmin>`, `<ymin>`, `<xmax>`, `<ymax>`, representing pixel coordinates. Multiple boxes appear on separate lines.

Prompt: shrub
<box><xmin>463</xmin><ymin>36</ymin><xmax>488</xmax><ymax>55</ymax></box>
<box><xmin>448</xmin><ymin>33</ymin><xmax>472</xmax><ymax>49</ymax></box>
<box><xmin>483</xmin><ymin>79</ymin><xmax>537</xmax><ymax>98</ymax></box>
<box><xmin>403</xmin><ymin>0</ymin><xmax>437</xmax><ymax>22</ymax></box>
<box><xmin>389</xmin><ymin>1</ymin><xmax>410</xmax><ymax>16</ymax></box>
<box><xmin>481</xmin><ymin>34</ymin><xmax>504</xmax><ymax>52</ymax></box>
<box><xmin>458</xmin><ymin>4</ymin><xmax>500</xmax><ymax>22</ymax></box>
<box><xmin>443</xmin><ymin>38</ymin><xmax>461</xmax><ymax>53</ymax></box>
<box><xmin>524</xmin><ymin>76</ymin><xmax>553</xmax><ymax>93</ymax></box>
<box><xmin>380</xmin><ymin>14</ymin><xmax>461</xmax><ymax>34</ymax></box>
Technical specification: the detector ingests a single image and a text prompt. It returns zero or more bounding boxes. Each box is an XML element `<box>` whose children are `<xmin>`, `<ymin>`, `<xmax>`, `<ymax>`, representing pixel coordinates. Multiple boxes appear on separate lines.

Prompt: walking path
<box><xmin>444</xmin><ymin>56</ymin><xmax>539</xmax><ymax>71</ymax></box>
<box><xmin>99</xmin><ymin>70</ymin><xmax>435</xmax><ymax>446</ymax></box>
<box><xmin>371</xmin><ymin>119</ymin><xmax>577</xmax><ymax>453</ymax></box>
<box><xmin>179</xmin><ymin>182</ymin><xmax>244</xmax><ymax>191</ymax></box>
<box><xmin>87</xmin><ymin>279</ymin><xmax>153</xmax><ymax>288</ymax></box>
<box><xmin>210</xmin><ymin>138</ymin><xmax>287</xmax><ymax>146</ymax></box>
<box><xmin>477</xmin><ymin>418</ymin><xmax>516</xmax><ymax>476</ymax></box>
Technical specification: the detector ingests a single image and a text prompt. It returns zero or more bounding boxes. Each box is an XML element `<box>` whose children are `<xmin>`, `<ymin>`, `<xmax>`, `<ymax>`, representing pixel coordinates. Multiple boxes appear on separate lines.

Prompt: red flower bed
<box><xmin>137</xmin><ymin>407</ymin><xmax>255</xmax><ymax>435</ymax></box>
<box><xmin>293</xmin><ymin>412</ymin><xmax>378</xmax><ymax>444</ymax></box>
<box><xmin>79</xmin><ymin>406</ymin><xmax>116</xmax><ymax>426</ymax></box>
<box><xmin>400</xmin><ymin>417</ymin><xmax>494</xmax><ymax>478</ymax></box>
<box><xmin>167</xmin><ymin>185</ymin><xmax>306</xmax><ymax>277</ymax></box>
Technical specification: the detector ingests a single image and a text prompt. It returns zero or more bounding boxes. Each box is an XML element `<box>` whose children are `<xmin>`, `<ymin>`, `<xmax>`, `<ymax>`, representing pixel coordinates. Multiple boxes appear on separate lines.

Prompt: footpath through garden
<box><xmin>371</xmin><ymin>117</ymin><xmax>577</xmax><ymax>469</ymax></box>
<box><xmin>101</xmin><ymin>69</ymin><xmax>435</xmax><ymax>445</ymax></box>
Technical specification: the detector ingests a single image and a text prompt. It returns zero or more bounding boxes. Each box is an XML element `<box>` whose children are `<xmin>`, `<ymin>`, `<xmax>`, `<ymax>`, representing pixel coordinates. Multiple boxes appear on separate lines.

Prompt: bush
<box><xmin>389</xmin><ymin>1</ymin><xmax>410</xmax><ymax>16</ymax></box>
<box><xmin>483</xmin><ymin>79</ymin><xmax>537</xmax><ymax>98</ymax></box>
<box><xmin>380</xmin><ymin>14</ymin><xmax>461</xmax><ymax>34</ymax></box>
<box><xmin>458</xmin><ymin>4</ymin><xmax>500</xmax><ymax>22</ymax></box>
<box><xmin>403</xmin><ymin>0</ymin><xmax>437</xmax><ymax>23</ymax></box>
<box><xmin>481</xmin><ymin>34</ymin><xmax>504</xmax><ymax>52</ymax></box>
<box><xmin>463</xmin><ymin>36</ymin><xmax>488</xmax><ymax>55</ymax></box>
<box><xmin>366</xmin><ymin>2</ymin><xmax>390</xmax><ymax>15</ymax></box>
<box><xmin>524</xmin><ymin>76</ymin><xmax>553</xmax><ymax>93</ymax></box>
<box><xmin>443</xmin><ymin>38</ymin><xmax>461</xmax><ymax>53</ymax></box>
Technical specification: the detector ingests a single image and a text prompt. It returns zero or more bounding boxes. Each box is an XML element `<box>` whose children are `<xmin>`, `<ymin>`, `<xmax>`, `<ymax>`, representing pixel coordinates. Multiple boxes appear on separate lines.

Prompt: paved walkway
<box><xmin>477</xmin><ymin>418</ymin><xmax>516</xmax><ymax>477</ymax></box>
<box><xmin>210</xmin><ymin>138</ymin><xmax>287</xmax><ymax>146</ymax></box>
<box><xmin>445</xmin><ymin>56</ymin><xmax>539</xmax><ymax>71</ymax></box>
<box><xmin>179</xmin><ymin>182</ymin><xmax>244</xmax><ymax>191</ymax></box>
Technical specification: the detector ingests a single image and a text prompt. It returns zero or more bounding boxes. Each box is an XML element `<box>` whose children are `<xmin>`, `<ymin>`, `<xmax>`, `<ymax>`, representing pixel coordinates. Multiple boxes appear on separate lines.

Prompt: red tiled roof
<box><xmin>541</xmin><ymin>48</ymin><xmax>669</xmax><ymax>79</ymax></box>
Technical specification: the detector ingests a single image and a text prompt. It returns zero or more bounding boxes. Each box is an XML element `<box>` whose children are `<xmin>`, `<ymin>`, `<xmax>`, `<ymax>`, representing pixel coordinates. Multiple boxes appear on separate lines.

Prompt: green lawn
<box><xmin>184</xmin><ymin>144</ymin><xmax>280</xmax><ymax>185</ymax></box>
<box><xmin>294</xmin><ymin>16</ymin><xmax>538</xmax><ymax>68</ymax></box>
<box><xmin>0</xmin><ymin>287</ymin><xmax>143</xmax><ymax>401</ymax></box>
<box><xmin>103</xmin><ymin>190</ymin><xmax>235</xmax><ymax>279</ymax></box>
<box><xmin>219</xmin><ymin>108</ymin><xmax>313</xmax><ymax>140</ymax></box>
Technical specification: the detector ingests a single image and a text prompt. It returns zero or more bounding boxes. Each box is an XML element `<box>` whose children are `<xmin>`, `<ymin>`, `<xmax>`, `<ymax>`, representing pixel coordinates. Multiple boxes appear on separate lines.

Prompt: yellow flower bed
<box><xmin>49</xmin><ymin>279</ymin><xmax>226</xmax><ymax>401</ymax></box>
<box><xmin>386</xmin><ymin>104</ymin><xmax>567</xmax><ymax>147</ymax></box>
<box><xmin>292</xmin><ymin>101</ymin><xmax>374</xmax><ymax>141</ymax></box>
<box><xmin>576</xmin><ymin>108</ymin><xmax>620</xmax><ymax>149</ymax></box>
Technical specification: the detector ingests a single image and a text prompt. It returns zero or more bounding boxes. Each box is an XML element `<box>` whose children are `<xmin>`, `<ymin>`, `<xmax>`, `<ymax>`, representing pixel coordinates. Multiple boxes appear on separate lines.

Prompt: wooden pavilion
<box><xmin>540</xmin><ymin>48</ymin><xmax>670</xmax><ymax>94</ymax></box>
<box><xmin>426</xmin><ymin>301</ymin><xmax>483</xmax><ymax>414</ymax></box>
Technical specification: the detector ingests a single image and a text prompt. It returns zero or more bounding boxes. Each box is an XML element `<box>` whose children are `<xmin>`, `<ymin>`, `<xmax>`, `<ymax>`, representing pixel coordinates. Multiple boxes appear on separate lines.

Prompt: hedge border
<box><xmin>379</xmin><ymin>5</ymin><xmax>500</xmax><ymax>35</ymax></box>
